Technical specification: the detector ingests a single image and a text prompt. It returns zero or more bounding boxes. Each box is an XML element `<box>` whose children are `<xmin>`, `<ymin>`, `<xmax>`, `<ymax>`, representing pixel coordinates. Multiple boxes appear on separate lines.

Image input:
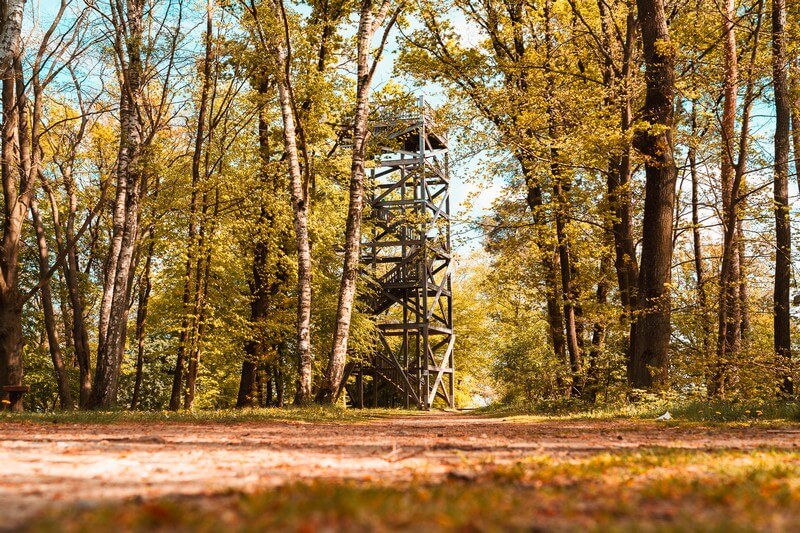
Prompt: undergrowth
<box><xmin>479</xmin><ymin>398</ymin><xmax>800</xmax><ymax>424</ymax></box>
<box><xmin>0</xmin><ymin>405</ymin><xmax>400</xmax><ymax>425</ymax></box>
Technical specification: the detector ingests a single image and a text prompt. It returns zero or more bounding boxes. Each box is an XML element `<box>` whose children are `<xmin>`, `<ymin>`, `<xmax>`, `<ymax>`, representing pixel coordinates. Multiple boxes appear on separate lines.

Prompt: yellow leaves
<box><xmin>653</xmin><ymin>37</ymin><xmax>677</xmax><ymax>60</ymax></box>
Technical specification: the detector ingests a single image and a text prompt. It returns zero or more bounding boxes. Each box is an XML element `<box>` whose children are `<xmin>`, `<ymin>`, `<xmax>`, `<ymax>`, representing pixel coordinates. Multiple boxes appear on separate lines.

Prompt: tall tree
<box><xmin>710</xmin><ymin>0</ymin><xmax>741</xmax><ymax>397</ymax></box>
<box><xmin>267</xmin><ymin>0</ymin><xmax>315</xmax><ymax>404</ymax></box>
<box><xmin>772</xmin><ymin>0</ymin><xmax>792</xmax><ymax>396</ymax></box>
<box><xmin>317</xmin><ymin>0</ymin><xmax>402</xmax><ymax>404</ymax></box>
<box><xmin>31</xmin><ymin>198</ymin><xmax>74</xmax><ymax>410</ymax></box>
<box><xmin>0</xmin><ymin>2</ymin><xmax>28</xmax><ymax>410</ymax></box>
<box><xmin>91</xmin><ymin>0</ymin><xmax>181</xmax><ymax>408</ymax></box>
<box><xmin>90</xmin><ymin>0</ymin><xmax>148</xmax><ymax>408</ymax></box>
<box><xmin>171</xmin><ymin>0</ymin><xmax>215</xmax><ymax>411</ymax></box>
<box><xmin>628</xmin><ymin>0</ymin><xmax>677</xmax><ymax>389</ymax></box>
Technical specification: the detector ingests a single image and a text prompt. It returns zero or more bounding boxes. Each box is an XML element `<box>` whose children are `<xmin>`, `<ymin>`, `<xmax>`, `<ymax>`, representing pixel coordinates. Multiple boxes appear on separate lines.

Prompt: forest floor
<box><xmin>3</xmin><ymin>409</ymin><xmax>800</xmax><ymax>531</ymax></box>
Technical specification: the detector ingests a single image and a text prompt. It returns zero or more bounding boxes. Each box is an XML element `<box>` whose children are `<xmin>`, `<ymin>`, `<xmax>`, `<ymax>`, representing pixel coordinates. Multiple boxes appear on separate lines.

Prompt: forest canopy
<box><xmin>0</xmin><ymin>0</ymin><xmax>798</xmax><ymax>412</ymax></box>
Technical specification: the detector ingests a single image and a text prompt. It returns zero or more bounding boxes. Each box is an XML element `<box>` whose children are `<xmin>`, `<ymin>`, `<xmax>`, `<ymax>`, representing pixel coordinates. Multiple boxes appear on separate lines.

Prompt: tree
<box><xmin>170</xmin><ymin>0</ymin><xmax>215</xmax><ymax>411</ymax></box>
<box><xmin>0</xmin><ymin>0</ymin><xmax>29</xmax><ymax>411</ymax></box>
<box><xmin>317</xmin><ymin>0</ymin><xmax>402</xmax><ymax>404</ymax></box>
<box><xmin>772</xmin><ymin>0</ymin><xmax>792</xmax><ymax>396</ymax></box>
<box><xmin>91</xmin><ymin>0</ymin><xmax>182</xmax><ymax>407</ymax></box>
<box><xmin>266</xmin><ymin>0</ymin><xmax>316</xmax><ymax>404</ymax></box>
<box><xmin>627</xmin><ymin>0</ymin><xmax>677</xmax><ymax>390</ymax></box>
<box><xmin>710</xmin><ymin>0</ymin><xmax>741</xmax><ymax>397</ymax></box>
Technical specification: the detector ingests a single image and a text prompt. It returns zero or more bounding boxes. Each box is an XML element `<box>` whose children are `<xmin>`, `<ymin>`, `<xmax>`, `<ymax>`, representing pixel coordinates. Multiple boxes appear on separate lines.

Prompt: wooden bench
<box><xmin>2</xmin><ymin>385</ymin><xmax>30</xmax><ymax>412</ymax></box>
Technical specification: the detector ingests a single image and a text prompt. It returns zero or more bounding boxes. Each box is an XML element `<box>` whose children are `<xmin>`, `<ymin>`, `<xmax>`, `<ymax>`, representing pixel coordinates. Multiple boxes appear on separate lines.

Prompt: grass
<box><xmin>27</xmin><ymin>447</ymin><xmax>800</xmax><ymax>532</ymax></box>
<box><xmin>478</xmin><ymin>399</ymin><xmax>800</xmax><ymax>425</ymax></box>
<box><xmin>0</xmin><ymin>405</ymin><xmax>403</xmax><ymax>425</ymax></box>
<box><xmin>4</xmin><ymin>400</ymin><xmax>799</xmax><ymax>426</ymax></box>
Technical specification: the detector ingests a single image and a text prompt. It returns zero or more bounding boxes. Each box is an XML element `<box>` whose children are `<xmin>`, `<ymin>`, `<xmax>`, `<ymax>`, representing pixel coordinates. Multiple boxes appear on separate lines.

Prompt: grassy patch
<box><xmin>27</xmin><ymin>447</ymin><xmax>800</xmax><ymax>531</ymax></box>
<box><xmin>0</xmin><ymin>405</ymin><xmax>403</xmax><ymax>425</ymax></box>
<box><xmin>479</xmin><ymin>400</ymin><xmax>800</xmax><ymax>425</ymax></box>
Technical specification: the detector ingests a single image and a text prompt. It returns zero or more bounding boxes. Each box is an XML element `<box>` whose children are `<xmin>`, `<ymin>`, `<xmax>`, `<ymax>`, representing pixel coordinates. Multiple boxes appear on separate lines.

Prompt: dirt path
<box><xmin>2</xmin><ymin>412</ymin><xmax>799</xmax><ymax>528</ymax></box>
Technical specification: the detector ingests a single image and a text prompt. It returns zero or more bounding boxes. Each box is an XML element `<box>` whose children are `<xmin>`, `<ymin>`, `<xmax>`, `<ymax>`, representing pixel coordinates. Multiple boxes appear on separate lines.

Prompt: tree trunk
<box><xmin>585</xmin><ymin>257</ymin><xmax>610</xmax><ymax>403</ymax></box>
<box><xmin>0</xmin><ymin>55</ymin><xmax>29</xmax><ymax>410</ymax></box>
<box><xmin>170</xmin><ymin>19</ymin><xmax>212</xmax><ymax>411</ymax></box>
<box><xmin>791</xmin><ymin>67</ymin><xmax>800</xmax><ymax>194</ymax></box>
<box><xmin>689</xmin><ymin>103</ymin><xmax>711</xmax><ymax>363</ymax></box>
<box><xmin>0</xmin><ymin>0</ymin><xmax>24</xmax><ymax>75</ymax></box>
<box><xmin>772</xmin><ymin>0</ymin><xmax>792</xmax><ymax>396</ymax></box>
<box><xmin>545</xmin><ymin>0</ymin><xmax>582</xmax><ymax>396</ymax></box>
<box><xmin>628</xmin><ymin>0</ymin><xmax>677</xmax><ymax>390</ymax></box>
<box><xmin>91</xmin><ymin>0</ymin><xmax>146</xmax><ymax>408</ymax></box>
<box><xmin>267</xmin><ymin>4</ymin><xmax>314</xmax><ymax>404</ymax></box>
<box><xmin>598</xmin><ymin>0</ymin><xmax>638</xmax><ymax>333</ymax></box>
<box><xmin>31</xmin><ymin>199</ymin><xmax>74</xmax><ymax>410</ymax></box>
<box><xmin>237</xmin><ymin>97</ymin><xmax>277</xmax><ymax>408</ymax></box>
<box><xmin>54</xmin><ymin>170</ymin><xmax>93</xmax><ymax>406</ymax></box>
<box><xmin>130</xmin><ymin>166</ymin><xmax>160</xmax><ymax>410</ymax></box>
<box><xmin>317</xmin><ymin>0</ymin><xmax>388</xmax><ymax>404</ymax></box>
<box><xmin>520</xmin><ymin>159</ymin><xmax>567</xmax><ymax>378</ymax></box>
<box><xmin>131</xmin><ymin>217</ymin><xmax>156</xmax><ymax>410</ymax></box>
<box><xmin>184</xmin><ymin>194</ymin><xmax>215</xmax><ymax>411</ymax></box>
<box><xmin>711</xmin><ymin>0</ymin><xmax>741</xmax><ymax>398</ymax></box>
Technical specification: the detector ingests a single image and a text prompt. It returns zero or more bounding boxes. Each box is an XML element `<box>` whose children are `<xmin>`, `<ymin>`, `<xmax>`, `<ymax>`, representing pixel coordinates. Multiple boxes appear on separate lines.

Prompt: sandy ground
<box><xmin>2</xmin><ymin>412</ymin><xmax>800</xmax><ymax>528</ymax></box>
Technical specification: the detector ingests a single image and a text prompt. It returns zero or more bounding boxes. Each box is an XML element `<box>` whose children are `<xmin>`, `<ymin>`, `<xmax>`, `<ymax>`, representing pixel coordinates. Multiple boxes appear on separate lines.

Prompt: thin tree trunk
<box><xmin>628</xmin><ymin>0</ymin><xmax>677</xmax><ymax>390</ymax></box>
<box><xmin>130</xmin><ymin>233</ymin><xmax>154</xmax><ymax>410</ymax></box>
<box><xmin>689</xmin><ymin>103</ymin><xmax>711</xmax><ymax>362</ymax></box>
<box><xmin>51</xmin><ymin>166</ymin><xmax>93</xmax><ymax>406</ymax></box>
<box><xmin>31</xmin><ymin>199</ymin><xmax>74</xmax><ymax>410</ymax></box>
<box><xmin>585</xmin><ymin>257</ymin><xmax>610</xmax><ymax>403</ymax></box>
<box><xmin>318</xmin><ymin>0</ymin><xmax>399</xmax><ymax>403</ymax></box>
<box><xmin>184</xmin><ymin>188</ymin><xmax>217</xmax><ymax>410</ymax></box>
<box><xmin>711</xmin><ymin>0</ymin><xmax>741</xmax><ymax>398</ymax></box>
<box><xmin>544</xmin><ymin>0</ymin><xmax>581</xmax><ymax>396</ymax></box>
<box><xmin>268</xmin><ymin>0</ymin><xmax>314</xmax><ymax>403</ymax></box>
<box><xmin>170</xmin><ymin>4</ymin><xmax>213</xmax><ymax>411</ymax></box>
<box><xmin>91</xmin><ymin>0</ymin><xmax>147</xmax><ymax>408</ymax></box>
<box><xmin>791</xmin><ymin>66</ymin><xmax>800</xmax><ymax>194</ymax></box>
<box><xmin>772</xmin><ymin>0</ymin><xmax>792</xmax><ymax>395</ymax></box>
<box><xmin>237</xmin><ymin>101</ymin><xmax>275</xmax><ymax>408</ymax></box>
<box><xmin>520</xmin><ymin>158</ymin><xmax>567</xmax><ymax>380</ymax></box>
<box><xmin>181</xmin><ymin>2</ymin><xmax>215</xmax><ymax>411</ymax></box>
<box><xmin>131</xmin><ymin>167</ymin><xmax>161</xmax><ymax>411</ymax></box>
<box><xmin>596</xmin><ymin>0</ymin><xmax>638</xmax><ymax>339</ymax></box>
<box><xmin>738</xmin><ymin>216</ymin><xmax>750</xmax><ymax>343</ymax></box>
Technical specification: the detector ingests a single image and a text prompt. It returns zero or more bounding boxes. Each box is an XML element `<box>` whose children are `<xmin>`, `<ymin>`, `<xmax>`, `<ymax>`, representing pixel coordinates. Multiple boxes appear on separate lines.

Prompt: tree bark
<box><xmin>689</xmin><ymin>103</ymin><xmax>711</xmax><ymax>363</ymax></box>
<box><xmin>268</xmin><ymin>0</ymin><xmax>314</xmax><ymax>404</ymax></box>
<box><xmin>318</xmin><ymin>0</ymin><xmax>399</xmax><ymax>403</ymax></box>
<box><xmin>91</xmin><ymin>0</ymin><xmax>146</xmax><ymax>408</ymax></box>
<box><xmin>173</xmin><ymin>1</ymin><xmax>214</xmax><ymax>411</ymax></box>
<box><xmin>772</xmin><ymin>0</ymin><xmax>792</xmax><ymax>396</ymax></box>
<box><xmin>520</xmin><ymin>159</ymin><xmax>567</xmax><ymax>378</ymax></box>
<box><xmin>0</xmin><ymin>0</ymin><xmax>24</xmax><ymax>76</ymax></box>
<box><xmin>607</xmin><ymin>7</ymin><xmax>639</xmax><ymax>315</ymax></box>
<box><xmin>31</xmin><ymin>199</ymin><xmax>74</xmax><ymax>410</ymax></box>
<box><xmin>585</xmin><ymin>257</ymin><xmax>610</xmax><ymax>403</ymax></box>
<box><xmin>544</xmin><ymin>0</ymin><xmax>582</xmax><ymax>397</ymax></box>
<box><xmin>711</xmin><ymin>0</ymin><xmax>741</xmax><ymax>397</ymax></box>
<box><xmin>0</xmin><ymin>52</ymin><xmax>30</xmax><ymax>410</ymax></box>
<box><xmin>130</xmin><ymin>232</ymin><xmax>154</xmax><ymax>410</ymax></box>
<box><xmin>628</xmin><ymin>0</ymin><xmax>677</xmax><ymax>390</ymax></box>
<box><xmin>58</xmin><ymin>178</ymin><xmax>93</xmax><ymax>406</ymax></box>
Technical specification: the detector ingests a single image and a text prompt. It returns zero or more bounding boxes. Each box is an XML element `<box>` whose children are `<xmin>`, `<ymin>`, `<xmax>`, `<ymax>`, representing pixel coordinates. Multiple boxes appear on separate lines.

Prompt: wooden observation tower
<box><xmin>344</xmin><ymin>98</ymin><xmax>455</xmax><ymax>410</ymax></box>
